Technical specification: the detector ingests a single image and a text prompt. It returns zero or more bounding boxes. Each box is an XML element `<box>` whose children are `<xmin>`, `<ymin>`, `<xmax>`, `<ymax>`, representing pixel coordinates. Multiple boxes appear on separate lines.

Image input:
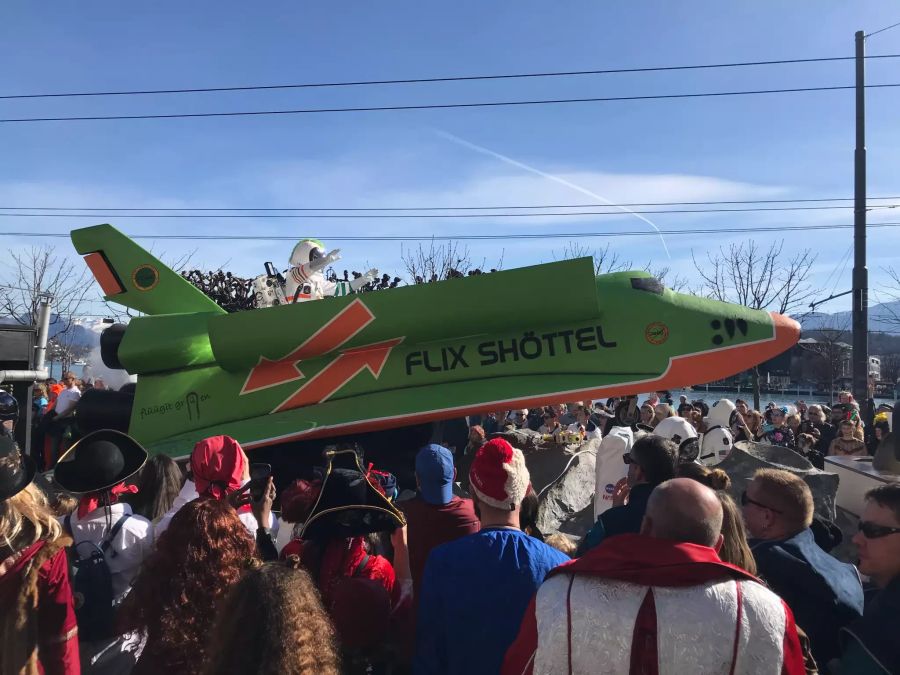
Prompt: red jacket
<box><xmin>0</xmin><ymin>539</ymin><xmax>80</xmax><ymax>675</ymax></box>
<box><xmin>503</xmin><ymin>534</ymin><xmax>805</xmax><ymax>675</ymax></box>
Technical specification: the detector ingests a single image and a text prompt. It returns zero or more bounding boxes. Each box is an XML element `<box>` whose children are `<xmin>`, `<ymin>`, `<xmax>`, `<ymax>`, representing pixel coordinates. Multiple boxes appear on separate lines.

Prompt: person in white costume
<box><xmin>252</xmin><ymin>238</ymin><xmax>378</xmax><ymax>308</ymax></box>
<box><xmin>593</xmin><ymin>426</ymin><xmax>633</xmax><ymax>520</ymax></box>
<box><xmin>502</xmin><ymin>479</ymin><xmax>807</xmax><ymax>675</ymax></box>
<box><xmin>701</xmin><ymin>398</ymin><xmax>737</xmax><ymax>465</ymax></box>
<box><xmin>284</xmin><ymin>239</ymin><xmax>378</xmax><ymax>303</ymax></box>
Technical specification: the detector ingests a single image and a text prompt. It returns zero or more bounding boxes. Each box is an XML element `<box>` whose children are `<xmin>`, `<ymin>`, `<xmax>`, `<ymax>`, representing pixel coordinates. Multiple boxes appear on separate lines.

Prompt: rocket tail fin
<box><xmin>71</xmin><ymin>224</ymin><xmax>226</xmax><ymax>316</ymax></box>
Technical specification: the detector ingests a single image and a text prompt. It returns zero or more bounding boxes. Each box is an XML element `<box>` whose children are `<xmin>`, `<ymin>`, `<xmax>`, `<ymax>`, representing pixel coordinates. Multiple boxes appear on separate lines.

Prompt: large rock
<box><xmin>719</xmin><ymin>441</ymin><xmax>840</xmax><ymax>521</ymax></box>
<box><xmin>535</xmin><ymin>439</ymin><xmax>599</xmax><ymax>537</ymax></box>
<box><xmin>493</xmin><ymin>428</ymin><xmax>599</xmax><ymax>537</ymax></box>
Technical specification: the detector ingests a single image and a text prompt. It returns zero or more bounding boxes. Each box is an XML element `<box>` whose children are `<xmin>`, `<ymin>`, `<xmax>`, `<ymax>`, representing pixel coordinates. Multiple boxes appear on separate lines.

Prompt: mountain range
<box><xmin>798</xmin><ymin>299</ymin><xmax>900</xmax><ymax>334</ymax></box>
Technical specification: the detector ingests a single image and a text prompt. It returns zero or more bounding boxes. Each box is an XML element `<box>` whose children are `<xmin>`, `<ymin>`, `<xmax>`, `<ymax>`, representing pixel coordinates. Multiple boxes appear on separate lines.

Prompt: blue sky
<box><xmin>2</xmin><ymin>1</ymin><xmax>900</xmax><ymax>320</ymax></box>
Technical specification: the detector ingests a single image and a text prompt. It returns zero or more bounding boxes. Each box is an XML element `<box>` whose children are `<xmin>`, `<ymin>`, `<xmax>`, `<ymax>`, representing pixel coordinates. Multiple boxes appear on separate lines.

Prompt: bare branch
<box><xmin>875</xmin><ymin>266</ymin><xmax>900</xmax><ymax>328</ymax></box>
<box><xmin>693</xmin><ymin>239</ymin><xmax>816</xmax><ymax>314</ymax></box>
<box><xmin>555</xmin><ymin>242</ymin><xmax>632</xmax><ymax>275</ymax></box>
<box><xmin>0</xmin><ymin>246</ymin><xmax>94</xmax><ymax>337</ymax></box>
<box><xmin>401</xmin><ymin>241</ymin><xmax>498</xmax><ymax>284</ymax></box>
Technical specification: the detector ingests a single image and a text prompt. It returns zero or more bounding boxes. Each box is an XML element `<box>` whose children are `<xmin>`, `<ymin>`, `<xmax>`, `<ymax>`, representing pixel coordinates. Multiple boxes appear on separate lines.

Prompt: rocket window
<box><xmin>630</xmin><ymin>277</ymin><xmax>665</xmax><ymax>295</ymax></box>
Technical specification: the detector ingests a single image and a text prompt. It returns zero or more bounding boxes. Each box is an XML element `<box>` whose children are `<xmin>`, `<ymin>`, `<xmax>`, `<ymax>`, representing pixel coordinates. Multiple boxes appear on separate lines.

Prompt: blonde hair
<box><xmin>785</xmin><ymin>413</ymin><xmax>800</xmax><ymax>428</ymax></box>
<box><xmin>678</xmin><ymin>463</ymin><xmax>731</xmax><ymax>491</ymax></box>
<box><xmin>655</xmin><ymin>404</ymin><xmax>675</xmax><ymax>419</ymax></box>
<box><xmin>752</xmin><ymin>468</ymin><xmax>814</xmax><ymax>533</ymax></box>
<box><xmin>543</xmin><ymin>533</ymin><xmax>576</xmax><ymax>557</ymax></box>
<box><xmin>717</xmin><ymin>492</ymin><xmax>757</xmax><ymax>575</ymax></box>
<box><xmin>0</xmin><ymin>482</ymin><xmax>62</xmax><ymax>553</ymax></box>
<box><xmin>746</xmin><ymin>410</ymin><xmax>764</xmax><ymax>434</ymax></box>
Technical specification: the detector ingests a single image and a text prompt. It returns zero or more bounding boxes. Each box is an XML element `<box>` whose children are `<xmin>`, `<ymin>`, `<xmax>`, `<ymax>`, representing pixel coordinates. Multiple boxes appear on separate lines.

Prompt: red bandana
<box><xmin>77</xmin><ymin>482</ymin><xmax>139</xmax><ymax>518</ymax></box>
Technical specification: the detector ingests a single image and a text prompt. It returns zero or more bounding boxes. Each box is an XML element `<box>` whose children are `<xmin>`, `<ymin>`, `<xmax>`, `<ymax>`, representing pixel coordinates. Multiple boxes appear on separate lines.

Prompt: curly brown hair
<box><xmin>117</xmin><ymin>498</ymin><xmax>257</xmax><ymax>675</ymax></box>
<box><xmin>203</xmin><ymin>557</ymin><xmax>340</xmax><ymax>675</ymax></box>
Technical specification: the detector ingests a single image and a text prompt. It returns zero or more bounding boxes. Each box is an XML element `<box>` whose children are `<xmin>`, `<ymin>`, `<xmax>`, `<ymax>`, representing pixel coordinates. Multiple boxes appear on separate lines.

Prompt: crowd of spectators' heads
<box><xmin>2</xmin><ymin>388</ymin><xmax>900</xmax><ymax>675</ymax></box>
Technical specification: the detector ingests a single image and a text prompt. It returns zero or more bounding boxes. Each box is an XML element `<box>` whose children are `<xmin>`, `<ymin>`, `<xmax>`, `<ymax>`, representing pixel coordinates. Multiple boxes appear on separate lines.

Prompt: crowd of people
<box><xmin>2</xmin><ymin>372</ymin><xmax>118</xmax><ymax>474</ymax></box>
<box><xmin>500</xmin><ymin>390</ymin><xmax>892</xmax><ymax>467</ymax></box>
<box><xmin>1</xmin><ymin>388</ymin><xmax>898</xmax><ymax>674</ymax></box>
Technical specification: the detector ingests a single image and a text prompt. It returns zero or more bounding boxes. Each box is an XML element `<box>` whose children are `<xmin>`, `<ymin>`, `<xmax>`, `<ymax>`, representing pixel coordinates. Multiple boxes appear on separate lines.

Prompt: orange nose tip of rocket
<box><xmin>769</xmin><ymin>311</ymin><xmax>802</xmax><ymax>351</ymax></box>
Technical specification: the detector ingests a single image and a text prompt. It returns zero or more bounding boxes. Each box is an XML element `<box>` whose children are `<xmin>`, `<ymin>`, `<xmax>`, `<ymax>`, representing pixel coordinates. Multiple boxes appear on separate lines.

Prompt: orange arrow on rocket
<box><xmin>273</xmin><ymin>337</ymin><xmax>403</xmax><ymax>413</ymax></box>
<box><xmin>241</xmin><ymin>299</ymin><xmax>375</xmax><ymax>394</ymax></box>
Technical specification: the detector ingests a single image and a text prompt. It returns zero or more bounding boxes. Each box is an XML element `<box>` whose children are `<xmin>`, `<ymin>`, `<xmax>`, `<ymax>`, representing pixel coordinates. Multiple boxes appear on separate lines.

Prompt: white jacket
<box><xmin>513</xmin><ymin>574</ymin><xmax>800</xmax><ymax>674</ymax></box>
<box><xmin>66</xmin><ymin>502</ymin><xmax>154</xmax><ymax>601</ymax></box>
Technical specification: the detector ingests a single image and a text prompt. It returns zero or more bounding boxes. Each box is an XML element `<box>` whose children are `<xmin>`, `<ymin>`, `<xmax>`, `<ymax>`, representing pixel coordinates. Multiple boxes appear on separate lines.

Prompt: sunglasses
<box><xmin>858</xmin><ymin>521</ymin><xmax>900</xmax><ymax>539</ymax></box>
<box><xmin>740</xmin><ymin>490</ymin><xmax>782</xmax><ymax>514</ymax></box>
<box><xmin>515</xmin><ymin>413</ymin><xmax>526</xmax><ymax>417</ymax></box>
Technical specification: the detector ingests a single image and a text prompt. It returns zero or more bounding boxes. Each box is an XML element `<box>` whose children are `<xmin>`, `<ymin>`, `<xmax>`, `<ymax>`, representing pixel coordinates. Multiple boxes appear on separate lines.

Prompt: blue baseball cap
<box><xmin>415</xmin><ymin>444</ymin><xmax>455</xmax><ymax>505</ymax></box>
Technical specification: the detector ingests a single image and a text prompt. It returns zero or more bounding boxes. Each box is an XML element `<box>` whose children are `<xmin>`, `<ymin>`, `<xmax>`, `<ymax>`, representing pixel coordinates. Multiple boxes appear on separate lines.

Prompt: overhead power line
<box><xmin>867</xmin><ymin>21</ymin><xmax>900</xmax><ymax>38</ymax></box>
<box><xmin>3</xmin><ymin>83</ymin><xmax>900</xmax><ymax>124</ymax></box>
<box><xmin>3</xmin><ymin>196</ymin><xmax>899</xmax><ymax>212</ymax></box>
<box><xmin>3</xmin><ymin>221</ymin><xmax>900</xmax><ymax>241</ymax></box>
<box><xmin>3</xmin><ymin>204</ymin><xmax>900</xmax><ymax>219</ymax></box>
<box><xmin>4</xmin><ymin>54</ymin><xmax>899</xmax><ymax>101</ymax></box>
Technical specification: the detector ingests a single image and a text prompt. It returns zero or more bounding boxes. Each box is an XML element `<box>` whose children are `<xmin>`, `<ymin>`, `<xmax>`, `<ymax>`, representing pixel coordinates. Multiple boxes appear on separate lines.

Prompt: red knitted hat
<box><xmin>468</xmin><ymin>438</ymin><xmax>530</xmax><ymax>511</ymax></box>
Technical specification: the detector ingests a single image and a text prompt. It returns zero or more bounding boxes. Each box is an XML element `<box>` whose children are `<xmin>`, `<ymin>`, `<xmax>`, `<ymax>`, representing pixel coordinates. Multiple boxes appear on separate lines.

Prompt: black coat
<box><xmin>752</xmin><ymin>528</ymin><xmax>864</xmax><ymax>666</ymax></box>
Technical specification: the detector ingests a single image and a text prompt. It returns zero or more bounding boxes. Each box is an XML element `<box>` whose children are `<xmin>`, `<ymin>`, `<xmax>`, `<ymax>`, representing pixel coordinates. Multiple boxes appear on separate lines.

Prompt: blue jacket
<box><xmin>751</xmin><ymin>527</ymin><xmax>863</xmax><ymax>666</ymax></box>
<box><xmin>580</xmin><ymin>482</ymin><xmax>654</xmax><ymax>553</ymax></box>
<box><xmin>414</xmin><ymin>527</ymin><xmax>569</xmax><ymax>675</ymax></box>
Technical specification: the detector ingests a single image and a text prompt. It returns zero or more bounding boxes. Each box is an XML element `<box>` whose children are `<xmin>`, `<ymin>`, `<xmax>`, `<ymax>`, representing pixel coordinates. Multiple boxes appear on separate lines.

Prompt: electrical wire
<box><xmin>4</xmin><ymin>54</ymin><xmax>899</xmax><ymax>100</ymax></box>
<box><xmin>3</xmin><ymin>83</ymin><xmax>900</xmax><ymax>124</ymax></box>
<box><xmin>2</xmin><ymin>197</ymin><xmax>898</xmax><ymax>213</ymax></box>
<box><xmin>867</xmin><ymin>21</ymin><xmax>900</xmax><ymax>39</ymax></box>
<box><xmin>830</xmin><ymin>245</ymin><xmax>854</xmax><ymax>298</ymax></box>
<box><xmin>3</xmin><ymin>221</ymin><xmax>900</xmax><ymax>241</ymax></box>
<box><xmin>819</xmin><ymin>243</ymin><xmax>853</xmax><ymax>295</ymax></box>
<box><xmin>2</xmin><ymin>204</ymin><xmax>900</xmax><ymax>219</ymax></box>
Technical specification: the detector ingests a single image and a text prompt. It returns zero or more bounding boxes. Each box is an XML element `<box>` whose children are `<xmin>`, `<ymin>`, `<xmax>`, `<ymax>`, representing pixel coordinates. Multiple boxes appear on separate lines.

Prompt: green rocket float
<box><xmin>72</xmin><ymin>224</ymin><xmax>800</xmax><ymax>456</ymax></box>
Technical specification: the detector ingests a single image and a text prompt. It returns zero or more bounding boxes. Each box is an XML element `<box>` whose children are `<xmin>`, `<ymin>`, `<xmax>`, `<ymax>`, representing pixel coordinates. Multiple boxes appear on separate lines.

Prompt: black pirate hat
<box><xmin>53</xmin><ymin>429</ymin><xmax>148</xmax><ymax>494</ymax></box>
<box><xmin>300</xmin><ymin>449</ymin><xmax>405</xmax><ymax>540</ymax></box>
<box><xmin>0</xmin><ymin>436</ymin><xmax>36</xmax><ymax>501</ymax></box>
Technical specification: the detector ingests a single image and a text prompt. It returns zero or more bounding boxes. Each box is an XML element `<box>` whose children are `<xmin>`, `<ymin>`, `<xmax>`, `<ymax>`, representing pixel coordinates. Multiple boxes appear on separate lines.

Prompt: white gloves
<box><xmin>349</xmin><ymin>268</ymin><xmax>379</xmax><ymax>291</ymax></box>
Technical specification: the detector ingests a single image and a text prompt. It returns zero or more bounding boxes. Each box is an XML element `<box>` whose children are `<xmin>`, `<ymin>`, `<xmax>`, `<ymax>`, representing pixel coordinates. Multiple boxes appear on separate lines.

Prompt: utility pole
<box><xmin>852</xmin><ymin>29</ymin><xmax>869</xmax><ymax>404</ymax></box>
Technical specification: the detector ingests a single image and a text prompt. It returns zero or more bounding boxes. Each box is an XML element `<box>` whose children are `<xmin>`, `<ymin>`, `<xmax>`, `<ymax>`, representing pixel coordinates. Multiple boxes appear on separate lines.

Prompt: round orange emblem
<box><xmin>645</xmin><ymin>322</ymin><xmax>669</xmax><ymax>345</ymax></box>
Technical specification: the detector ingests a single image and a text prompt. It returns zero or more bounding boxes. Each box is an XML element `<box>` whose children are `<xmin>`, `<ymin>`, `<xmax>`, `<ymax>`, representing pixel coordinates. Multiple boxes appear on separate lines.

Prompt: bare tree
<box><xmin>47</xmin><ymin>333</ymin><xmax>90</xmax><ymax>376</ymax></box>
<box><xmin>693</xmin><ymin>240</ymin><xmax>817</xmax><ymax>409</ymax></box>
<box><xmin>880</xmin><ymin>352</ymin><xmax>900</xmax><ymax>385</ymax></box>
<box><xmin>693</xmin><ymin>240</ymin><xmax>817</xmax><ymax>316</ymax></box>
<box><xmin>801</xmin><ymin>318</ymin><xmax>851</xmax><ymax>405</ymax></box>
<box><xmin>556</xmin><ymin>242</ymin><xmax>632</xmax><ymax>275</ymax></box>
<box><xmin>401</xmin><ymin>241</ymin><xmax>502</xmax><ymax>284</ymax></box>
<box><xmin>875</xmin><ymin>266</ymin><xmax>900</xmax><ymax>328</ymax></box>
<box><xmin>0</xmin><ymin>246</ymin><xmax>94</xmax><ymax>334</ymax></box>
<box><xmin>646</xmin><ymin>265</ymin><xmax>691</xmax><ymax>293</ymax></box>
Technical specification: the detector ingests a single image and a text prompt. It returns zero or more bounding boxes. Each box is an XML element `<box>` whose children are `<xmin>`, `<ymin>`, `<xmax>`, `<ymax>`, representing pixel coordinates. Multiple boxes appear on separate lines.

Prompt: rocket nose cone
<box><xmin>770</xmin><ymin>312</ymin><xmax>801</xmax><ymax>350</ymax></box>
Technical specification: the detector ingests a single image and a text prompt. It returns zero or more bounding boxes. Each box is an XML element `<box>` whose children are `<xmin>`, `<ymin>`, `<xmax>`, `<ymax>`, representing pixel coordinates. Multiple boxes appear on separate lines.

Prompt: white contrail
<box><xmin>435</xmin><ymin>129</ymin><xmax>671</xmax><ymax>259</ymax></box>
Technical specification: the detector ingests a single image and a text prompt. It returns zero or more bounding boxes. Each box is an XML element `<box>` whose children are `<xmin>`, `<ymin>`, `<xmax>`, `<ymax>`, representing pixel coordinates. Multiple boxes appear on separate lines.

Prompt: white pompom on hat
<box><xmin>468</xmin><ymin>438</ymin><xmax>530</xmax><ymax>511</ymax></box>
